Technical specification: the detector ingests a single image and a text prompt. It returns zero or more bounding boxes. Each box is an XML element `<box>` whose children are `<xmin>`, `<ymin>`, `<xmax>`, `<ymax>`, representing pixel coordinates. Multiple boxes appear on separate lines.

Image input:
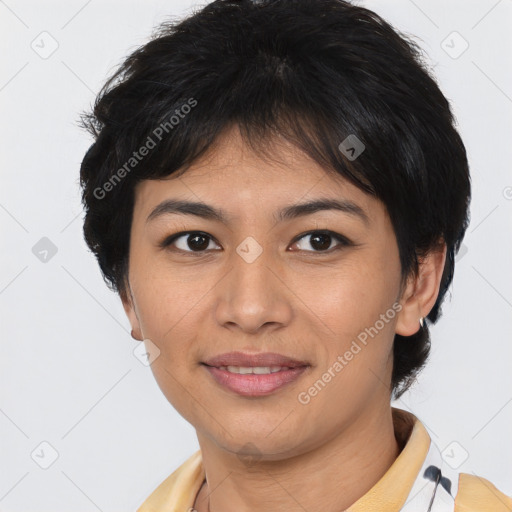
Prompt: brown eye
<box><xmin>291</xmin><ymin>230</ymin><xmax>351</xmax><ymax>253</ymax></box>
<box><xmin>160</xmin><ymin>231</ymin><xmax>221</xmax><ymax>253</ymax></box>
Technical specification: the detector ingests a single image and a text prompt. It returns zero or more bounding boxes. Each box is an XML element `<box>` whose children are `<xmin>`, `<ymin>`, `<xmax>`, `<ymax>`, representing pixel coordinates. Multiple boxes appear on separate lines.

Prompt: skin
<box><xmin>122</xmin><ymin>124</ymin><xmax>446</xmax><ymax>512</ymax></box>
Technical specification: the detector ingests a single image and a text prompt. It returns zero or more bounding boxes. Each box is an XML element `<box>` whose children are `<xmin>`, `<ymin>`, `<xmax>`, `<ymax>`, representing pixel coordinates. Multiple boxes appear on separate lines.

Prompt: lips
<box><xmin>202</xmin><ymin>351</ymin><xmax>309</xmax><ymax>369</ymax></box>
<box><xmin>204</xmin><ymin>365</ymin><xmax>309</xmax><ymax>396</ymax></box>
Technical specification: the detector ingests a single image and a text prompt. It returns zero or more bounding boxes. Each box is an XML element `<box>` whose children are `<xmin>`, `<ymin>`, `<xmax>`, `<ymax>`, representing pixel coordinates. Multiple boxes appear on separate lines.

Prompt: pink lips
<box><xmin>202</xmin><ymin>351</ymin><xmax>310</xmax><ymax>397</ymax></box>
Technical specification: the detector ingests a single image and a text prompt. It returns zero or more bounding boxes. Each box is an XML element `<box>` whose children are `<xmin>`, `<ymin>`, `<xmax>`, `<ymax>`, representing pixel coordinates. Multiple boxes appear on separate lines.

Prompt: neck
<box><xmin>194</xmin><ymin>403</ymin><xmax>400</xmax><ymax>512</ymax></box>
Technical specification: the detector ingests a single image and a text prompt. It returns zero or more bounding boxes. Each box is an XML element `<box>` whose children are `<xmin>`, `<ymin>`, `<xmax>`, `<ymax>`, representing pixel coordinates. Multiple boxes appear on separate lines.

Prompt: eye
<box><xmin>159</xmin><ymin>231</ymin><xmax>221</xmax><ymax>253</ymax></box>
<box><xmin>159</xmin><ymin>229</ymin><xmax>352</xmax><ymax>255</ymax></box>
<box><xmin>289</xmin><ymin>230</ymin><xmax>351</xmax><ymax>253</ymax></box>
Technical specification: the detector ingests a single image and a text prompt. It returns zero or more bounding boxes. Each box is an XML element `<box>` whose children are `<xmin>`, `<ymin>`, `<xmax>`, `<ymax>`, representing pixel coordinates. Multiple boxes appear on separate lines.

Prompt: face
<box><xmin>122</xmin><ymin>125</ymin><xmax>409</xmax><ymax>460</ymax></box>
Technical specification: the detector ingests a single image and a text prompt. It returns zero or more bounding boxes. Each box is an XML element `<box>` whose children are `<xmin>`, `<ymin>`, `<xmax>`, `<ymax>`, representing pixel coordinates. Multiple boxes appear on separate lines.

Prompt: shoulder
<box><xmin>455</xmin><ymin>472</ymin><xmax>512</xmax><ymax>512</ymax></box>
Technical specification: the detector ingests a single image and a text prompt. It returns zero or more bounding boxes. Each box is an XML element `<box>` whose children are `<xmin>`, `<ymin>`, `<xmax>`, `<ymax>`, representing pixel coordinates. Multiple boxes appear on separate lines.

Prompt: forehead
<box><xmin>133</xmin><ymin>125</ymin><xmax>376</xmax><ymax>216</ymax></box>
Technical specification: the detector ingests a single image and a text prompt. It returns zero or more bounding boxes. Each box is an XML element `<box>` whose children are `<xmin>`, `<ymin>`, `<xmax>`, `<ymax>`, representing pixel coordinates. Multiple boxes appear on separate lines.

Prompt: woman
<box><xmin>79</xmin><ymin>0</ymin><xmax>511</xmax><ymax>510</ymax></box>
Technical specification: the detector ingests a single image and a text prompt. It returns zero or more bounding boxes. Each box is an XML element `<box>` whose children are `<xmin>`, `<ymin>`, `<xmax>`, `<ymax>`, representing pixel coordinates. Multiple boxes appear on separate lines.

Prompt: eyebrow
<box><xmin>146</xmin><ymin>197</ymin><xmax>369</xmax><ymax>225</ymax></box>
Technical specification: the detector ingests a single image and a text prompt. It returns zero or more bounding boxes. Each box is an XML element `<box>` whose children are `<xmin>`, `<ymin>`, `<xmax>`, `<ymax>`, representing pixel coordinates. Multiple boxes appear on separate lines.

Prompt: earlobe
<box><xmin>395</xmin><ymin>244</ymin><xmax>447</xmax><ymax>337</ymax></box>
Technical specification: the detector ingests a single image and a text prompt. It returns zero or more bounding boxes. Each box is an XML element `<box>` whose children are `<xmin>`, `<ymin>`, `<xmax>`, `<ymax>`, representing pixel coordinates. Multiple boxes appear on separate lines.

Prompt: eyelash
<box><xmin>158</xmin><ymin>230</ymin><xmax>352</xmax><ymax>256</ymax></box>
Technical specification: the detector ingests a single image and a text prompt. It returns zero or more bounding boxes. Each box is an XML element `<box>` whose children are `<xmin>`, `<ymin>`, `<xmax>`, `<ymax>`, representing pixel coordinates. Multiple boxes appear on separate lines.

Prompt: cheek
<box><xmin>297</xmin><ymin>256</ymin><xmax>399</xmax><ymax>395</ymax></box>
<box><xmin>129</xmin><ymin>251</ymin><xmax>209</xmax><ymax>340</ymax></box>
<box><xmin>301</xmin><ymin>258</ymin><xmax>399</xmax><ymax>336</ymax></box>
<box><xmin>130</xmin><ymin>265</ymin><xmax>208</xmax><ymax>416</ymax></box>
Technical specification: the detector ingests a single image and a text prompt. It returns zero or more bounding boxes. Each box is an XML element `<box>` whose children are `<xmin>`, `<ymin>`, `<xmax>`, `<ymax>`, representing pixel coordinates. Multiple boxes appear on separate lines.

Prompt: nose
<box><xmin>214</xmin><ymin>242</ymin><xmax>294</xmax><ymax>334</ymax></box>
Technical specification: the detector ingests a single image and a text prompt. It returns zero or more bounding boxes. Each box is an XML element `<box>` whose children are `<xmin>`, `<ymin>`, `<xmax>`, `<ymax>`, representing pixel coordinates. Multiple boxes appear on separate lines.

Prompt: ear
<box><xmin>120</xmin><ymin>283</ymin><xmax>144</xmax><ymax>341</ymax></box>
<box><xmin>395</xmin><ymin>243</ymin><xmax>447</xmax><ymax>336</ymax></box>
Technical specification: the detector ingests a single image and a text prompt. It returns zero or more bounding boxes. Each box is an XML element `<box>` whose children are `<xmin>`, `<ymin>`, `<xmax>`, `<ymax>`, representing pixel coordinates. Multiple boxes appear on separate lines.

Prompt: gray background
<box><xmin>1</xmin><ymin>0</ymin><xmax>511</xmax><ymax>509</ymax></box>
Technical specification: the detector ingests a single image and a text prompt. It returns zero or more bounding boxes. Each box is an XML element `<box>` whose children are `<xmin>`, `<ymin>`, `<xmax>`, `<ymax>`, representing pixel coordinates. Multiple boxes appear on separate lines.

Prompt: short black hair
<box><xmin>79</xmin><ymin>0</ymin><xmax>471</xmax><ymax>399</ymax></box>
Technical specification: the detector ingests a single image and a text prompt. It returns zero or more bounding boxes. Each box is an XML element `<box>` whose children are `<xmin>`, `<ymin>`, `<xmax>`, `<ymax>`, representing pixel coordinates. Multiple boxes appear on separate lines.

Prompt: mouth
<box><xmin>204</xmin><ymin>364</ymin><xmax>299</xmax><ymax>374</ymax></box>
<box><xmin>201</xmin><ymin>351</ymin><xmax>310</xmax><ymax>397</ymax></box>
<box><xmin>202</xmin><ymin>351</ymin><xmax>309</xmax><ymax>368</ymax></box>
